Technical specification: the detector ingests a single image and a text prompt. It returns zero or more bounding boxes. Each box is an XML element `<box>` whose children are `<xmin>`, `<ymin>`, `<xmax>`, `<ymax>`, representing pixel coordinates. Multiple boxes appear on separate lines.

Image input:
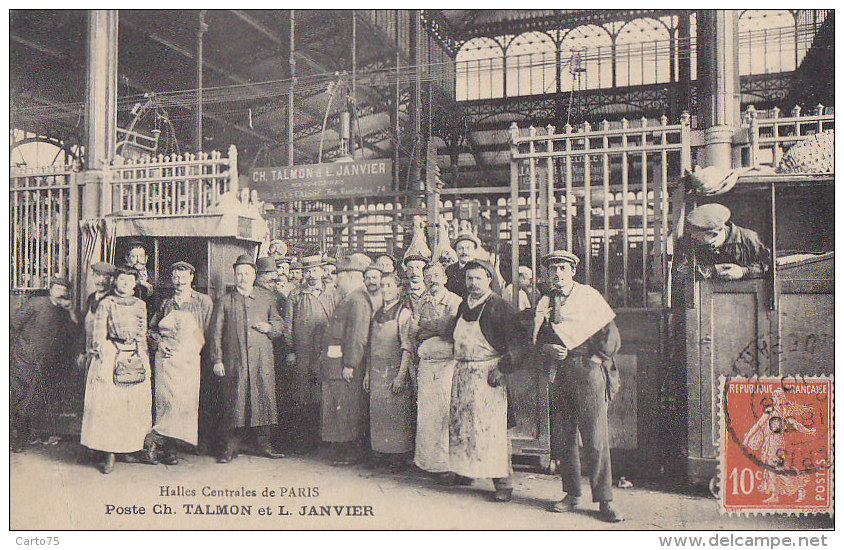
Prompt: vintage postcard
<box><xmin>7</xmin><ymin>7</ymin><xmax>835</xmax><ymax>535</ymax></box>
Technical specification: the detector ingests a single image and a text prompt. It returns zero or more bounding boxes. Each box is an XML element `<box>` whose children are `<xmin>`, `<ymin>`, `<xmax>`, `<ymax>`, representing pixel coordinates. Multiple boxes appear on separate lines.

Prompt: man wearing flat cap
<box><xmin>145</xmin><ymin>261</ymin><xmax>214</xmax><ymax>464</ymax></box>
<box><xmin>318</xmin><ymin>253</ymin><xmax>374</xmax><ymax>465</ymax></box>
<box><xmin>533</xmin><ymin>250</ymin><xmax>623</xmax><ymax>522</ymax></box>
<box><xmin>11</xmin><ymin>277</ymin><xmax>79</xmax><ymax>452</ymax></box>
<box><xmin>282</xmin><ymin>254</ymin><xmax>332</xmax><ymax>454</ymax></box>
<box><xmin>675</xmin><ymin>203</ymin><xmax>772</xmax><ymax>281</ymax></box>
<box><xmin>209</xmin><ymin>254</ymin><xmax>286</xmax><ymax>463</ymax></box>
<box><xmin>445</xmin><ymin>232</ymin><xmax>502</xmax><ymax>298</ymax></box>
<box><xmin>274</xmin><ymin>255</ymin><xmax>297</xmax><ymax>299</ymax></box>
<box><xmin>446</xmin><ymin>259</ymin><xmax>528</xmax><ymax>502</ymax></box>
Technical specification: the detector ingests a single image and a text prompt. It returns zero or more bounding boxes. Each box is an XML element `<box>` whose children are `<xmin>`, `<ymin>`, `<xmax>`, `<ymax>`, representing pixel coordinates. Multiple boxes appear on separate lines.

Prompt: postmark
<box><xmin>719</xmin><ymin>375</ymin><xmax>833</xmax><ymax>515</ymax></box>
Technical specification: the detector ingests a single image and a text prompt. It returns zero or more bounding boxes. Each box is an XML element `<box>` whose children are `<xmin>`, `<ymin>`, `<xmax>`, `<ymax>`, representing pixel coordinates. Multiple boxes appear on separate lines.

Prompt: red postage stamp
<box><xmin>719</xmin><ymin>376</ymin><xmax>833</xmax><ymax>515</ymax></box>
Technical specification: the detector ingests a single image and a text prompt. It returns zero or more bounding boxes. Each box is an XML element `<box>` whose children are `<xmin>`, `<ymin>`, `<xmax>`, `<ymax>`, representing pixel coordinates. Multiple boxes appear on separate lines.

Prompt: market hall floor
<box><xmin>10</xmin><ymin>441</ymin><xmax>832</xmax><ymax>530</ymax></box>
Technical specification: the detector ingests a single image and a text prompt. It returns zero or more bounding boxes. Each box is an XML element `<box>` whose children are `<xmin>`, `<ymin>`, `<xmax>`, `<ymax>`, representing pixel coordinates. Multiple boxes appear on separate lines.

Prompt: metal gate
<box><xmin>10</xmin><ymin>165</ymin><xmax>79</xmax><ymax>295</ymax></box>
<box><xmin>506</xmin><ymin>114</ymin><xmax>692</xmax><ymax>474</ymax></box>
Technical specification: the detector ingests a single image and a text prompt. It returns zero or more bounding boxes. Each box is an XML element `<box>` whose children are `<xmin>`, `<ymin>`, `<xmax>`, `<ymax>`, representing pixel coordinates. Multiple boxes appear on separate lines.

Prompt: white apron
<box><xmin>152</xmin><ymin>309</ymin><xmax>203</xmax><ymax>446</ymax></box>
<box><xmin>414</xmin><ymin>336</ymin><xmax>457</xmax><ymax>472</ymax></box>
<box><xmin>448</xmin><ymin>302</ymin><xmax>511</xmax><ymax>479</ymax></box>
<box><xmin>80</xmin><ymin>340</ymin><xmax>152</xmax><ymax>454</ymax></box>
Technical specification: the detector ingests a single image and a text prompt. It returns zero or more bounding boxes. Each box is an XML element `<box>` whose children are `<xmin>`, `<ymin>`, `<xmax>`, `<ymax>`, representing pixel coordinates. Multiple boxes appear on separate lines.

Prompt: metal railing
<box><xmin>745</xmin><ymin>104</ymin><xmax>834</xmax><ymax>168</ymax></box>
<box><xmin>509</xmin><ymin>114</ymin><xmax>693</xmax><ymax>309</ymax></box>
<box><xmin>10</xmin><ymin>165</ymin><xmax>78</xmax><ymax>291</ymax></box>
<box><xmin>111</xmin><ymin>145</ymin><xmax>238</xmax><ymax>217</ymax></box>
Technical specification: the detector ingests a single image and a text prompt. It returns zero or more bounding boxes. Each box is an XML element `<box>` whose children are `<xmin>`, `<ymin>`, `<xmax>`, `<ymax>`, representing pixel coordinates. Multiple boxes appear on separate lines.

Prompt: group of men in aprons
<box><xmin>11</xmin><ymin>233</ymin><xmax>626</xmax><ymax>522</ymax></box>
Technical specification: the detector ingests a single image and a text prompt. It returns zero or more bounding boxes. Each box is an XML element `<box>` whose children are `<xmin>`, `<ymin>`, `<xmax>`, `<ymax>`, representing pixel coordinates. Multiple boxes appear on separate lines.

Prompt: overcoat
<box><xmin>319</xmin><ymin>286</ymin><xmax>372</xmax><ymax>442</ymax></box>
<box><xmin>209</xmin><ymin>286</ymin><xmax>284</xmax><ymax>429</ymax></box>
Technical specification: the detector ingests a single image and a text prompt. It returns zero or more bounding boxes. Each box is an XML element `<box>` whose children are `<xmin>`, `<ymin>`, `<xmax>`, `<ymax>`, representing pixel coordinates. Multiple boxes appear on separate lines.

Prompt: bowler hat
<box><xmin>233</xmin><ymin>254</ymin><xmax>256</xmax><ymax>269</ymax></box>
<box><xmin>256</xmin><ymin>256</ymin><xmax>277</xmax><ymax>273</ymax></box>
<box><xmin>170</xmin><ymin>261</ymin><xmax>195</xmax><ymax>273</ymax></box>
<box><xmin>542</xmin><ymin>250</ymin><xmax>580</xmax><ymax>268</ymax></box>
<box><xmin>686</xmin><ymin>203</ymin><xmax>731</xmax><ymax>231</ymax></box>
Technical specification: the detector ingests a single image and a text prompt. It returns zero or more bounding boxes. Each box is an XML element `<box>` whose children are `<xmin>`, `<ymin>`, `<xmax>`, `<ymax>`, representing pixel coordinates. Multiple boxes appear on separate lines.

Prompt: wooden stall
<box><xmin>681</xmin><ymin>175</ymin><xmax>834</xmax><ymax>489</ymax></box>
<box><xmin>108</xmin><ymin>213</ymin><xmax>264</xmax><ymax>302</ymax></box>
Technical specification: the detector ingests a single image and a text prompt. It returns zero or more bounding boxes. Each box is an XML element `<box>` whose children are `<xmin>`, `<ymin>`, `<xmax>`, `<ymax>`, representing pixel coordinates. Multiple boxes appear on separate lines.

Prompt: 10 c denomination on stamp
<box><xmin>719</xmin><ymin>376</ymin><xmax>833</xmax><ymax>515</ymax></box>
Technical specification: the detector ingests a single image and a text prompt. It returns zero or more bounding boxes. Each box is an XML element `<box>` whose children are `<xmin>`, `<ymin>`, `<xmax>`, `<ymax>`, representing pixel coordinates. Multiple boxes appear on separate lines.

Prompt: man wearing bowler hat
<box><xmin>209</xmin><ymin>254</ymin><xmax>286</xmax><ymax>463</ymax></box>
<box><xmin>146</xmin><ymin>261</ymin><xmax>213</xmax><ymax>464</ymax></box>
<box><xmin>533</xmin><ymin>250</ymin><xmax>623</xmax><ymax>522</ymax></box>
<box><xmin>255</xmin><ymin>256</ymin><xmax>289</xmax><ymax>449</ymax></box>
<box><xmin>675</xmin><ymin>203</ymin><xmax>771</xmax><ymax>281</ymax></box>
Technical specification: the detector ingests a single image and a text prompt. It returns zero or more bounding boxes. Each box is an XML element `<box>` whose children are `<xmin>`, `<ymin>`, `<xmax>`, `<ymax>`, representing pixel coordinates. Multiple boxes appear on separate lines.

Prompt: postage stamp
<box><xmin>719</xmin><ymin>376</ymin><xmax>833</xmax><ymax>515</ymax></box>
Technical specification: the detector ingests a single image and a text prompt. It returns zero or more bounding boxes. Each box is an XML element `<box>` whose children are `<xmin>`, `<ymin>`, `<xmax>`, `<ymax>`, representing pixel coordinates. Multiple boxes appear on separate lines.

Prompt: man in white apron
<box><xmin>412</xmin><ymin>261</ymin><xmax>462</xmax><ymax>481</ymax></box>
<box><xmin>448</xmin><ymin>259</ymin><xmax>527</xmax><ymax>502</ymax></box>
<box><xmin>534</xmin><ymin>250</ymin><xmax>623</xmax><ymax>523</ymax></box>
<box><xmin>147</xmin><ymin>261</ymin><xmax>213</xmax><ymax>465</ymax></box>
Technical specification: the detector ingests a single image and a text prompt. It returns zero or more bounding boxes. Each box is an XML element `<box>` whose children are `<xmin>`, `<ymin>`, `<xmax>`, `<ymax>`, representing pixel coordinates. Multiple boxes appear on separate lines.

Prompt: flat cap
<box><xmin>114</xmin><ymin>265</ymin><xmax>139</xmax><ymax>278</ymax></box>
<box><xmin>91</xmin><ymin>261</ymin><xmax>116</xmax><ymax>275</ymax></box>
<box><xmin>375</xmin><ymin>254</ymin><xmax>396</xmax><ymax>274</ymax></box>
<box><xmin>50</xmin><ymin>276</ymin><xmax>72</xmax><ymax>288</ymax></box>
<box><xmin>170</xmin><ymin>261</ymin><xmax>195</xmax><ymax>273</ymax></box>
<box><xmin>255</xmin><ymin>256</ymin><xmax>277</xmax><ymax>273</ymax></box>
<box><xmin>542</xmin><ymin>250</ymin><xmax>580</xmax><ymax>268</ymax></box>
<box><xmin>233</xmin><ymin>254</ymin><xmax>256</xmax><ymax>269</ymax></box>
<box><xmin>337</xmin><ymin>253</ymin><xmax>371</xmax><ymax>273</ymax></box>
<box><xmin>686</xmin><ymin>203</ymin><xmax>731</xmax><ymax>230</ymax></box>
<box><xmin>463</xmin><ymin>259</ymin><xmax>496</xmax><ymax>278</ymax></box>
<box><xmin>364</xmin><ymin>263</ymin><xmax>385</xmax><ymax>276</ymax></box>
<box><xmin>453</xmin><ymin>232</ymin><xmax>481</xmax><ymax>249</ymax></box>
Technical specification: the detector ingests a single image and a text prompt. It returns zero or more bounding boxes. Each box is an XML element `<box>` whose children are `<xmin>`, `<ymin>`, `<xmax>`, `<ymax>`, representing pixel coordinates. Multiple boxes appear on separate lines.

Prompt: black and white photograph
<box><xmin>6</xmin><ymin>6</ymin><xmax>836</xmax><ymax>537</ymax></box>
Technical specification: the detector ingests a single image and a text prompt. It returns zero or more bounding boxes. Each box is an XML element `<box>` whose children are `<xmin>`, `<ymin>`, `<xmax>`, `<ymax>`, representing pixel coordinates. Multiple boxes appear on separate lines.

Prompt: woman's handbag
<box><xmin>113</xmin><ymin>341</ymin><xmax>146</xmax><ymax>385</ymax></box>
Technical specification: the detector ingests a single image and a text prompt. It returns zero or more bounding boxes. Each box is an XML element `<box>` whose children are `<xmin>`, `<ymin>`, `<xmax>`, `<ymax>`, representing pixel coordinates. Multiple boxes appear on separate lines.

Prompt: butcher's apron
<box><xmin>368</xmin><ymin>307</ymin><xmax>414</xmax><ymax>454</ymax></box>
<box><xmin>448</xmin><ymin>302</ymin><xmax>511</xmax><ymax>479</ymax></box>
<box><xmin>153</xmin><ymin>309</ymin><xmax>203</xmax><ymax>446</ymax></box>
<box><xmin>413</xmin><ymin>336</ymin><xmax>456</xmax><ymax>472</ymax></box>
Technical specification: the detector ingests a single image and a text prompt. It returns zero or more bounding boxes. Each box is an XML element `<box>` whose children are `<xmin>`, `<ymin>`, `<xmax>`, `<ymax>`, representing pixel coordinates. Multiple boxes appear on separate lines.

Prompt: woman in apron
<box><xmin>448</xmin><ymin>260</ymin><xmax>525</xmax><ymax>502</ymax></box>
<box><xmin>80</xmin><ymin>266</ymin><xmax>152</xmax><ymax>474</ymax></box>
<box><xmin>364</xmin><ymin>272</ymin><xmax>414</xmax><ymax>470</ymax></box>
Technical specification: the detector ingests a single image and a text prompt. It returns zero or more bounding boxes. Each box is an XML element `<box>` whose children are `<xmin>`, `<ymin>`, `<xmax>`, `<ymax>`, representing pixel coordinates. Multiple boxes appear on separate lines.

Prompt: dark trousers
<box><xmin>551</xmin><ymin>358</ymin><xmax>614</xmax><ymax>503</ymax></box>
<box><xmin>290</xmin><ymin>403</ymin><xmax>321</xmax><ymax>450</ymax></box>
<box><xmin>221</xmin><ymin>425</ymin><xmax>275</xmax><ymax>454</ymax></box>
